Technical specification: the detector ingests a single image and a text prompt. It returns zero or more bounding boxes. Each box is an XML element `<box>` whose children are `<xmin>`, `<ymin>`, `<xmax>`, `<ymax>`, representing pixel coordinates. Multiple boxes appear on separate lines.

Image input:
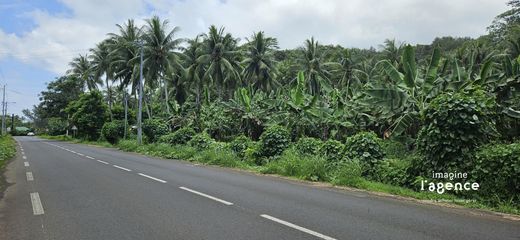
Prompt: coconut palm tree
<box><xmin>90</xmin><ymin>39</ymin><xmax>115</xmax><ymax>119</ymax></box>
<box><xmin>108</xmin><ymin>19</ymin><xmax>143</xmax><ymax>96</ymax></box>
<box><xmin>142</xmin><ymin>16</ymin><xmax>183</xmax><ymax>115</ymax></box>
<box><xmin>181</xmin><ymin>35</ymin><xmax>206</xmax><ymax>110</ymax></box>
<box><xmin>198</xmin><ymin>25</ymin><xmax>241</xmax><ymax>100</ymax></box>
<box><xmin>298</xmin><ymin>37</ymin><xmax>335</xmax><ymax>96</ymax></box>
<box><xmin>242</xmin><ymin>31</ymin><xmax>278</xmax><ymax>92</ymax></box>
<box><xmin>67</xmin><ymin>54</ymin><xmax>101</xmax><ymax>91</ymax></box>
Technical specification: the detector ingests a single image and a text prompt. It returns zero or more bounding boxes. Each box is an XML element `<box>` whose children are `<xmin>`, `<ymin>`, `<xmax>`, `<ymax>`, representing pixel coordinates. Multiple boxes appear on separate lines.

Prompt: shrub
<box><xmin>200</xmin><ymin>102</ymin><xmax>240</xmax><ymax>141</ymax></box>
<box><xmin>230</xmin><ymin>135</ymin><xmax>252</xmax><ymax>158</ymax></box>
<box><xmin>142</xmin><ymin>119</ymin><xmax>169</xmax><ymax>143</ymax></box>
<box><xmin>417</xmin><ymin>89</ymin><xmax>497</xmax><ymax>172</ymax></box>
<box><xmin>262</xmin><ymin>149</ymin><xmax>329</xmax><ymax>181</ymax></box>
<box><xmin>258</xmin><ymin>125</ymin><xmax>291</xmax><ymax>158</ymax></box>
<box><xmin>380</xmin><ymin>139</ymin><xmax>409</xmax><ymax>159</ymax></box>
<box><xmin>294</xmin><ymin>137</ymin><xmax>323</xmax><ymax>155</ymax></box>
<box><xmin>47</xmin><ymin>117</ymin><xmax>67</xmax><ymax>136</ymax></box>
<box><xmin>330</xmin><ymin>160</ymin><xmax>364</xmax><ymax>187</ymax></box>
<box><xmin>159</xmin><ymin>127</ymin><xmax>196</xmax><ymax>145</ymax></box>
<box><xmin>344</xmin><ymin>131</ymin><xmax>385</xmax><ymax>165</ymax></box>
<box><xmin>320</xmin><ymin>139</ymin><xmax>345</xmax><ymax>163</ymax></box>
<box><xmin>371</xmin><ymin>158</ymin><xmax>411</xmax><ymax>187</ymax></box>
<box><xmin>0</xmin><ymin>135</ymin><xmax>16</xmax><ymax>167</ymax></box>
<box><xmin>188</xmin><ymin>132</ymin><xmax>215</xmax><ymax>150</ymax></box>
<box><xmin>101</xmin><ymin>120</ymin><xmax>125</xmax><ymax>144</ymax></box>
<box><xmin>472</xmin><ymin>142</ymin><xmax>520</xmax><ymax>205</ymax></box>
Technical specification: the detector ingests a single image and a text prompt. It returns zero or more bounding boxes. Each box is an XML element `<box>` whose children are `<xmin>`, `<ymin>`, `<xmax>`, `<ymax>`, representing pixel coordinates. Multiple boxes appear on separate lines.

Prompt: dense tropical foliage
<box><xmin>26</xmin><ymin>2</ymin><xmax>520</xmax><ymax>212</ymax></box>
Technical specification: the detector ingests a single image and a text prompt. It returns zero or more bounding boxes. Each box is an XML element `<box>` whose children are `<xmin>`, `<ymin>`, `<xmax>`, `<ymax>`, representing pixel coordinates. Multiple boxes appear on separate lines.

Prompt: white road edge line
<box><xmin>30</xmin><ymin>192</ymin><xmax>45</xmax><ymax>215</ymax></box>
<box><xmin>260</xmin><ymin>214</ymin><xmax>336</xmax><ymax>240</ymax></box>
<box><xmin>85</xmin><ymin>156</ymin><xmax>95</xmax><ymax>159</ymax></box>
<box><xmin>179</xmin><ymin>186</ymin><xmax>233</xmax><ymax>206</ymax></box>
<box><xmin>22</xmin><ymin>156</ymin><xmax>27</xmax><ymax>159</ymax></box>
<box><xmin>113</xmin><ymin>165</ymin><xmax>132</xmax><ymax>172</ymax></box>
<box><xmin>24</xmin><ymin>162</ymin><xmax>30</xmax><ymax>167</ymax></box>
<box><xmin>96</xmin><ymin>160</ymin><xmax>109</xmax><ymax>165</ymax></box>
<box><xmin>26</xmin><ymin>172</ymin><xmax>34</xmax><ymax>181</ymax></box>
<box><xmin>137</xmin><ymin>173</ymin><xmax>167</xmax><ymax>183</ymax></box>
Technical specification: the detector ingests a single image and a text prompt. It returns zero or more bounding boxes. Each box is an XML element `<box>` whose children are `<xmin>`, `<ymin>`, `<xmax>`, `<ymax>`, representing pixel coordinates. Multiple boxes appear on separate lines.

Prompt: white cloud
<box><xmin>0</xmin><ymin>0</ymin><xmax>509</xmax><ymax>75</ymax></box>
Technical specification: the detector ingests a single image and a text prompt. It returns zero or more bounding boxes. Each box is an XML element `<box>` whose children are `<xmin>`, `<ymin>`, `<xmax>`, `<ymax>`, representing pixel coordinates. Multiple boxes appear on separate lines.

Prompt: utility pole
<box><xmin>137</xmin><ymin>40</ymin><xmax>144</xmax><ymax>145</ymax></box>
<box><xmin>11</xmin><ymin>114</ymin><xmax>14</xmax><ymax>132</ymax></box>
<box><xmin>1</xmin><ymin>85</ymin><xmax>5</xmax><ymax>135</ymax></box>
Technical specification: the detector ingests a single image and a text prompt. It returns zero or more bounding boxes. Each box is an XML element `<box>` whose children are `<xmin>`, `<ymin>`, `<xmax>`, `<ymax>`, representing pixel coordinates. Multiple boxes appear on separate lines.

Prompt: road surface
<box><xmin>1</xmin><ymin>136</ymin><xmax>518</xmax><ymax>240</ymax></box>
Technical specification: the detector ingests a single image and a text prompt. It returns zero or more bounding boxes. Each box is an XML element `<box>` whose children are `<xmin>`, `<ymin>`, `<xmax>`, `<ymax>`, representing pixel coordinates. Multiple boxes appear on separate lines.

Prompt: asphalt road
<box><xmin>0</xmin><ymin>136</ymin><xmax>518</xmax><ymax>240</ymax></box>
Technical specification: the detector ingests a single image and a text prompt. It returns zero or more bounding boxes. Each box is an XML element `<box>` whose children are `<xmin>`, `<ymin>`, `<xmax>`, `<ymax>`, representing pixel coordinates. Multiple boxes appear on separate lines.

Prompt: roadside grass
<box><xmin>0</xmin><ymin>135</ymin><xmax>16</xmax><ymax>169</ymax></box>
<box><xmin>39</xmin><ymin>135</ymin><xmax>519</xmax><ymax>215</ymax></box>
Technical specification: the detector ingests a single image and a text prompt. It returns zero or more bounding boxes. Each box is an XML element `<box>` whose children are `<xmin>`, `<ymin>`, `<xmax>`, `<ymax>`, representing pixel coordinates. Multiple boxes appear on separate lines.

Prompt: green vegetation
<box><xmin>28</xmin><ymin>2</ymin><xmax>520</xmax><ymax>215</ymax></box>
<box><xmin>0</xmin><ymin>135</ymin><xmax>16</xmax><ymax>169</ymax></box>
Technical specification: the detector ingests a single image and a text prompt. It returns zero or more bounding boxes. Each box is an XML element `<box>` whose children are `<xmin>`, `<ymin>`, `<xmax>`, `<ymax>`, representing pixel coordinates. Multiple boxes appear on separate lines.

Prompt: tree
<box><xmin>298</xmin><ymin>37</ymin><xmax>335</xmax><ymax>95</ymax></box>
<box><xmin>198</xmin><ymin>25</ymin><xmax>241</xmax><ymax>99</ymax></box>
<box><xmin>90</xmin><ymin>39</ymin><xmax>115</xmax><ymax>119</ymax></box>
<box><xmin>109</xmin><ymin>19</ymin><xmax>143</xmax><ymax>96</ymax></box>
<box><xmin>142</xmin><ymin>16</ymin><xmax>183</xmax><ymax>115</ymax></box>
<box><xmin>488</xmin><ymin>0</ymin><xmax>520</xmax><ymax>42</ymax></box>
<box><xmin>67</xmin><ymin>54</ymin><xmax>101</xmax><ymax>91</ymax></box>
<box><xmin>66</xmin><ymin>91</ymin><xmax>108</xmax><ymax>140</ymax></box>
<box><xmin>242</xmin><ymin>31</ymin><xmax>278</xmax><ymax>92</ymax></box>
<box><xmin>181</xmin><ymin>35</ymin><xmax>206</xmax><ymax>109</ymax></box>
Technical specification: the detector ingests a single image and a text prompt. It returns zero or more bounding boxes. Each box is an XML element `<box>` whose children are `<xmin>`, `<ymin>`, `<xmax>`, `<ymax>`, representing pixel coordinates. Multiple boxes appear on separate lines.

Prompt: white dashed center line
<box><xmin>85</xmin><ymin>156</ymin><xmax>95</xmax><ymax>159</ymax></box>
<box><xmin>24</xmin><ymin>162</ymin><xmax>30</xmax><ymax>167</ymax></box>
<box><xmin>77</xmin><ymin>153</ymin><xmax>85</xmax><ymax>156</ymax></box>
<box><xmin>179</xmin><ymin>187</ymin><xmax>233</xmax><ymax>206</ymax></box>
<box><xmin>96</xmin><ymin>160</ymin><xmax>109</xmax><ymax>165</ymax></box>
<box><xmin>30</xmin><ymin>192</ymin><xmax>45</xmax><ymax>215</ymax></box>
<box><xmin>26</xmin><ymin>172</ymin><xmax>34</xmax><ymax>181</ymax></box>
<box><xmin>113</xmin><ymin>165</ymin><xmax>131</xmax><ymax>172</ymax></box>
<box><xmin>137</xmin><ymin>173</ymin><xmax>167</xmax><ymax>183</ymax></box>
<box><xmin>260</xmin><ymin>214</ymin><xmax>336</xmax><ymax>240</ymax></box>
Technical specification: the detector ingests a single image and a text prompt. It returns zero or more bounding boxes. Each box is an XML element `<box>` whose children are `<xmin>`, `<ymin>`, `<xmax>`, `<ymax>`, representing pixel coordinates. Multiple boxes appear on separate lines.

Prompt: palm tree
<box><xmin>90</xmin><ymin>39</ymin><xmax>114</xmax><ymax>119</ymax></box>
<box><xmin>380</xmin><ymin>39</ymin><xmax>404</xmax><ymax>65</ymax></box>
<box><xmin>181</xmin><ymin>35</ymin><xmax>206</xmax><ymax>110</ymax></box>
<box><xmin>298</xmin><ymin>37</ymin><xmax>335</xmax><ymax>96</ymax></box>
<box><xmin>142</xmin><ymin>16</ymin><xmax>183</xmax><ymax>115</ymax></box>
<box><xmin>198</xmin><ymin>25</ymin><xmax>241</xmax><ymax>99</ymax></box>
<box><xmin>108</xmin><ymin>19</ymin><xmax>142</xmax><ymax>96</ymax></box>
<box><xmin>242</xmin><ymin>31</ymin><xmax>278</xmax><ymax>92</ymax></box>
<box><xmin>67</xmin><ymin>54</ymin><xmax>100</xmax><ymax>91</ymax></box>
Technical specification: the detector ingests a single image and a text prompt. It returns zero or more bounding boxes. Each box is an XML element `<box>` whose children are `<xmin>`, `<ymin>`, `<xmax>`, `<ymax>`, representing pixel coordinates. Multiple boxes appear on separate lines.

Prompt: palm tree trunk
<box><xmin>106</xmin><ymin>75</ymin><xmax>113</xmax><ymax>121</ymax></box>
<box><xmin>162</xmin><ymin>78</ymin><xmax>171</xmax><ymax>115</ymax></box>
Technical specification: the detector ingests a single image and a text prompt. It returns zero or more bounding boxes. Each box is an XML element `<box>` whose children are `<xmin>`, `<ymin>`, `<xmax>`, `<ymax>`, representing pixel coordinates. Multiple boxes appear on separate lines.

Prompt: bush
<box><xmin>101</xmin><ymin>120</ymin><xmax>125</xmax><ymax>144</ymax></box>
<box><xmin>258</xmin><ymin>125</ymin><xmax>291</xmax><ymax>158</ymax></box>
<box><xmin>0</xmin><ymin>135</ymin><xmax>16</xmax><ymax>168</ymax></box>
<box><xmin>417</xmin><ymin>89</ymin><xmax>497</xmax><ymax>172</ymax></box>
<box><xmin>229</xmin><ymin>135</ymin><xmax>252</xmax><ymax>158</ymax></box>
<box><xmin>142</xmin><ymin>119</ymin><xmax>169</xmax><ymax>143</ymax></box>
<box><xmin>320</xmin><ymin>139</ymin><xmax>345</xmax><ymax>163</ymax></box>
<box><xmin>371</xmin><ymin>158</ymin><xmax>411</xmax><ymax>187</ymax></box>
<box><xmin>262</xmin><ymin>149</ymin><xmax>329</xmax><ymax>181</ymax></box>
<box><xmin>294</xmin><ymin>137</ymin><xmax>323</xmax><ymax>155</ymax></box>
<box><xmin>380</xmin><ymin>139</ymin><xmax>409</xmax><ymax>159</ymax></box>
<box><xmin>188</xmin><ymin>132</ymin><xmax>215</xmax><ymax>150</ymax></box>
<box><xmin>200</xmin><ymin>102</ymin><xmax>240</xmax><ymax>141</ymax></box>
<box><xmin>472</xmin><ymin>142</ymin><xmax>520</xmax><ymax>205</ymax></box>
<box><xmin>47</xmin><ymin>117</ymin><xmax>67</xmax><ymax>136</ymax></box>
<box><xmin>344</xmin><ymin>131</ymin><xmax>385</xmax><ymax>166</ymax></box>
<box><xmin>159</xmin><ymin>127</ymin><xmax>196</xmax><ymax>145</ymax></box>
<box><xmin>330</xmin><ymin>160</ymin><xmax>364</xmax><ymax>187</ymax></box>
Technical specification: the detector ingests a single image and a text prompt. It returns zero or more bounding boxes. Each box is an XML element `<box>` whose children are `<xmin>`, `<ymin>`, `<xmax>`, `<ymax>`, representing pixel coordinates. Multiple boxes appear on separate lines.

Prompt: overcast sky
<box><xmin>0</xmin><ymin>0</ymin><xmax>509</xmax><ymax>115</ymax></box>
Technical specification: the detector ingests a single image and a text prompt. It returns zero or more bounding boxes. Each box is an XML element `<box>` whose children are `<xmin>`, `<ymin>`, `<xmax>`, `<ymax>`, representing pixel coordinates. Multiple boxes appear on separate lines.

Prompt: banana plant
<box><xmin>365</xmin><ymin>45</ymin><xmax>442</xmax><ymax>137</ymax></box>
